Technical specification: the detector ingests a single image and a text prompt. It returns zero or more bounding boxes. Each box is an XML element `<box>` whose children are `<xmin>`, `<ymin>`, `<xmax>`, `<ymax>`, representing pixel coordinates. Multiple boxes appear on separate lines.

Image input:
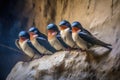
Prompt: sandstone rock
<box><xmin>6</xmin><ymin>51</ymin><xmax>92</xmax><ymax>80</ymax></box>
<box><xmin>6</xmin><ymin>46</ymin><xmax>120</xmax><ymax>80</ymax></box>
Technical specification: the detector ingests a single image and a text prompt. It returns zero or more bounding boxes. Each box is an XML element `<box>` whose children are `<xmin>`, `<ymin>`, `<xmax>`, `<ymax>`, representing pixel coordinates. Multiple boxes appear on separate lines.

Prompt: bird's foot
<box><xmin>81</xmin><ymin>49</ymin><xmax>87</xmax><ymax>52</ymax></box>
<box><xmin>57</xmin><ymin>49</ymin><xmax>63</xmax><ymax>52</ymax></box>
<box><xmin>76</xmin><ymin>48</ymin><xmax>86</xmax><ymax>52</ymax></box>
<box><xmin>65</xmin><ymin>47</ymin><xmax>72</xmax><ymax>51</ymax></box>
<box><xmin>41</xmin><ymin>54</ymin><xmax>45</xmax><ymax>57</ymax></box>
<box><xmin>72</xmin><ymin>48</ymin><xmax>79</xmax><ymax>50</ymax></box>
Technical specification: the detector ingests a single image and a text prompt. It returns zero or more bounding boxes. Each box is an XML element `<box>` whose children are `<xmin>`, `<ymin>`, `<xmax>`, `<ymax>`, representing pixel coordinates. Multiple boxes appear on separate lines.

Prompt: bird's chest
<box><xmin>72</xmin><ymin>33</ymin><xmax>87</xmax><ymax>49</ymax></box>
<box><xmin>32</xmin><ymin>38</ymin><xmax>47</xmax><ymax>53</ymax></box>
<box><xmin>49</xmin><ymin>37</ymin><xmax>58</xmax><ymax>46</ymax></box>
<box><xmin>48</xmin><ymin>32</ymin><xmax>58</xmax><ymax>46</ymax></box>
<box><xmin>19</xmin><ymin>40</ymin><xmax>29</xmax><ymax>51</ymax></box>
<box><xmin>31</xmin><ymin>38</ymin><xmax>38</xmax><ymax>46</ymax></box>
<box><xmin>19</xmin><ymin>40</ymin><xmax>35</xmax><ymax>57</ymax></box>
<box><xmin>61</xmin><ymin>31</ymin><xmax>74</xmax><ymax>46</ymax></box>
<box><xmin>61</xmin><ymin>30</ymin><xmax>72</xmax><ymax>42</ymax></box>
<box><xmin>72</xmin><ymin>32</ymin><xmax>78</xmax><ymax>41</ymax></box>
<box><xmin>48</xmin><ymin>37</ymin><xmax>63</xmax><ymax>50</ymax></box>
<box><xmin>48</xmin><ymin>32</ymin><xmax>56</xmax><ymax>40</ymax></box>
<box><xmin>60</xmin><ymin>30</ymin><xmax>68</xmax><ymax>39</ymax></box>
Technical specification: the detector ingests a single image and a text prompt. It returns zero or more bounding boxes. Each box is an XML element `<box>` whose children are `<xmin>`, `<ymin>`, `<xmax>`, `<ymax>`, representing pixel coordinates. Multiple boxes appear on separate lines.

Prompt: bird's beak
<box><xmin>72</xmin><ymin>27</ymin><xmax>80</xmax><ymax>33</ymax></box>
<box><xmin>59</xmin><ymin>25</ymin><xmax>67</xmax><ymax>30</ymax></box>
<box><xmin>29</xmin><ymin>32</ymin><xmax>38</xmax><ymax>40</ymax></box>
<box><xmin>48</xmin><ymin>30</ymin><xmax>57</xmax><ymax>36</ymax></box>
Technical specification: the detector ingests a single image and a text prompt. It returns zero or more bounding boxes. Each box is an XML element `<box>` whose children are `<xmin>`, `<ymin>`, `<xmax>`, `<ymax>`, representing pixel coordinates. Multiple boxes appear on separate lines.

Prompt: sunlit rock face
<box><xmin>5</xmin><ymin>51</ymin><xmax>103</xmax><ymax>80</ymax></box>
<box><xmin>3</xmin><ymin>0</ymin><xmax>120</xmax><ymax>80</ymax></box>
<box><xmin>6</xmin><ymin>48</ymin><xmax>120</xmax><ymax>80</ymax></box>
<box><xmin>0</xmin><ymin>0</ymin><xmax>31</xmax><ymax>79</ymax></box>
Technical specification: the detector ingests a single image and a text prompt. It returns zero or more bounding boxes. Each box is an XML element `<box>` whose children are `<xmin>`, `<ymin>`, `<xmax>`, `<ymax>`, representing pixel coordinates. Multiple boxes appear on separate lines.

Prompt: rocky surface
<box><xmin>4</xmin><ymin>50</ymin><xmax>106</xmax><ymax>80</ymax></box>
<box><xmin>6</xmin><ymin>47</ymin><xmax>120</xmax><ymax>80</ymax></box>
<box><xmin>4</xmin><ymin>0</ymin><xmax>120</xmax><ymax>80</ymax></box>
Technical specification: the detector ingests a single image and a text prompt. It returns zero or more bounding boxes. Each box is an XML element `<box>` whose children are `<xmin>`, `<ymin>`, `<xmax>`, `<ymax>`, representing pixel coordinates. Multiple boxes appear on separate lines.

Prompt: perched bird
<box><xmin>15</xmin><ymin>31</ymin><xmax>41</xmax><ymax>59</ymax></box>
<box><xmin>71</xmin><ymin>21</ymin><xmax>112</xmax><ymax>51</ymax></box>
<box><xmin>29</xmin><ymin>27</ymin><xmax>56</xmax><ymax>55</ymax></box>
<box><xmin>47</xmin><ymin>23</ymin><xmax>70</xmax><ymax>51</ymax></box>
<box><xmin>59</xmin><ymin>20</ymin><xmax>78</xmax><ymax>49</ymax></box>
<box><xmin>28</xmin><ymin>27</ymin><xmax>47</xmax><ymax>39</ymax></box>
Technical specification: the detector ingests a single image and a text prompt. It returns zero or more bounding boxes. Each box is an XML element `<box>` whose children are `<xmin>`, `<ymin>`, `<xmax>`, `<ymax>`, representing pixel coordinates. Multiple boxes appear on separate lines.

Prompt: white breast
<box><xmin>60</xmin><ymin>28</ymin><xmax>76</xmax><ymax>48</ymax></box>
<box><xmin>48</xmin><ymin>36</ymin><xmax>65</xmax><ymax>50</ymax></box>
<box><xmin>72</xmin><ymin>32</ymin><xmax>77</xmax><ymax>41</ymax></box>
<box><xmin>19</xmin><ymin>40</ymin><xmax>35</xmax><ymax>58</ymax></box>
<box><xmin>72</xmin><ymin>32</ymin><xmax>88</xmax><ymax>50</ymax></box>
<box><xmin>31</xmin><ymin>38</ymin><xmax>52</xmax><ymax>54</ymax></box>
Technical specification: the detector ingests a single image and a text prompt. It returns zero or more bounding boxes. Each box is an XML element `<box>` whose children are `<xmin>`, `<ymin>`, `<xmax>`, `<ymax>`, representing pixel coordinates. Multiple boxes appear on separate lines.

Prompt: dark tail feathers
<box><xmin>103</xmin><ymin>44</ymin><xmax>112</xmax><ymax>50</ymax></box>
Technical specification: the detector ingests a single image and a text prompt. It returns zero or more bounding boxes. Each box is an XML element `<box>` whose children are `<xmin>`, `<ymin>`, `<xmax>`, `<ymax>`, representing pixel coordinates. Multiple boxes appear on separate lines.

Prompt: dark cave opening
<box><xmin>0</xmin><ymin>0</ymin><xmax>28</xmax><ymax>80</ymax></box>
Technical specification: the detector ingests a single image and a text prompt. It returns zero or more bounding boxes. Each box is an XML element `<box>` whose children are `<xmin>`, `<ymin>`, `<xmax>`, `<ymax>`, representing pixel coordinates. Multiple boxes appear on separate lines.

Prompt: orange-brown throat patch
<box><xmin>60</xmin><ymin>26</ymin><xmax>67</xmax><ymax>30</ymax></box>
<box><xmin>48</xmin><ymin>30</ymin><xmax>57</xmax><ymax>40</ymax></box>
<box><xmin>19</xmin><ymin>37</ymin><xmax>27</xmax><ymax>43</ymax></box>
<box><xmin>29</xmin><ymin>32</ymin><xmax>35</xmax><ymax>40</ymax></box>
<box><xmin>72</xmin><ymin>27</ymin><xmax>80</xmax><ymax>33</ymax></box>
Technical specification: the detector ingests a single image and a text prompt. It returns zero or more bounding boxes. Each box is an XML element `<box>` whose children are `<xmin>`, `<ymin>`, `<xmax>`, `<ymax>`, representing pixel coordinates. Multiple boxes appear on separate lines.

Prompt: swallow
<box><xmin>29</xmin><ymin>27</ymin><xmax>56</xmax><ymax>55</ymax></box>
<box><xmin>71</xmin><ymin>21</ymin><xmax>112</xmax><ymax>51</ymax></box>
<box><xmin>59</xmin><ymin>20</ymin><xmax>78</xmax><ymax>49</ymax></box>
<box><xmin>15</xmin><ymin>31</ymin><xmax>42</xmax><ymax>59</ymax></box>
<box><xmin>47</xmin><ymin>23</ymin><xmax>70</xmax><ymax>51</ymax></box>
<box><xmin>28</xmin><ymin>27</ymin><xmax>47</xmax><ymax>39</ymax></box>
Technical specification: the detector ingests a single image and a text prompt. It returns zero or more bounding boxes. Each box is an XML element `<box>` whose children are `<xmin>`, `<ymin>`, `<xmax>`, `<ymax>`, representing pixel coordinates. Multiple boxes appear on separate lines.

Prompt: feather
<box><xmin>78</xmin><ymin>31</ymin><xmax>112</xmax><ymax>49</ymax></box>
<box><xmin>36</xmin><ymin>37</ymin><xmax>56</xmax><ymax>53</ymax></box>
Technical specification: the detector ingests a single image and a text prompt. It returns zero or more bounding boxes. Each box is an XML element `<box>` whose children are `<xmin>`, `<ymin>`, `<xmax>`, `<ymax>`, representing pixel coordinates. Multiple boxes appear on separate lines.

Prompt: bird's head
<box><xmin>29</xmin><ymin>27</ymin><xmax>39</xmax><ymax>34</ymax></box>
<box><xmin>19</xmin><ymin>31</ymin><xmax>29</xmax><ymax>42</ymax></box>
<box><xmin>47</xmin><ymin>23</ymin><xmax>59</xmax><ymax>36</ymax></box>
<box><xmin>59</xmin><ymin>20</ymin><xmax>71</xmax><ymax>30</ymax></box>
<box><xmin>28</xmin><ymin>27</ymin><xmax>39</xmax><ymax>40</ymax></box>
<box><xmin>71</xmin><ymin>21</ymin><xmax>83</xmax><ymax>33</ymax></box>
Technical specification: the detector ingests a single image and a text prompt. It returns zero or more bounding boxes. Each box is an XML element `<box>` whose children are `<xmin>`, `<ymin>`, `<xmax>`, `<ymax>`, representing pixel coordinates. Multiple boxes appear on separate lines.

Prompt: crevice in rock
<box><xmin>111</xmin><ymin>0</ymin><xmax>113</xmax><ymax>15</ymax></box>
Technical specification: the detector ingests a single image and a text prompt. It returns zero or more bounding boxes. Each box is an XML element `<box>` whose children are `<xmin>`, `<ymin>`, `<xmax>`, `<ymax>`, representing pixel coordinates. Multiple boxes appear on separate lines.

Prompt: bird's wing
<box><xmin>78</xmin><ymin>32</ymin><xmax>111</xmax><ymax>46</ymax></box>
<box><xmin>83</xmin><ymin>29</ymin><xmax>92</xmax><ymax>36</ymax></box>
<box><xmin>37</xmin><ymin>37</ymin><xmax>46</xmax><ymax>41</ymax></box>
<box><xmin>38</xmin><ymin>32</ymin><xmax>47</xmax><ymax>40</ymax></box>
<box><xmin>27</xmin><ymin>40</ymin><xmax>42</xmax><ymax>55</ymax></box>
<box><xmin>56</xmin><ymin>34</ymin><xmax>70</xmax><ymax>48</ymax></box>
<box><xmin>15</xmin><ymin>39</ymin><xmax>22</xmax><ymax>50</ymax></box>
<box><xmin>36</xmin><ymin>37</ymin><xmax>56</xmax><ymax>52</ymax></box>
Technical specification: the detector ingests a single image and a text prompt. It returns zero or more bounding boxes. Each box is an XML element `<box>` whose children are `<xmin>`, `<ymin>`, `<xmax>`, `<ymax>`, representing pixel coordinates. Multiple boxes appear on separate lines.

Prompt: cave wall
<box><xmin>0</xmin><ymin>0</ymin><xmax>33</xmax><ymax>79</ymax></box>
<box><xmin>0</xmin><ymin>0</ymin><xmax>120</xmax><ymax>80</ymax></box>
<box><xmin>33</xmin><ymin>0</ymin><xmax>120</xmax><ymax>37</ymax></box>
<box><xmin>23</xmin><ymin>0</ymin><xmax>120</xmax><ymax>46</ymax></box>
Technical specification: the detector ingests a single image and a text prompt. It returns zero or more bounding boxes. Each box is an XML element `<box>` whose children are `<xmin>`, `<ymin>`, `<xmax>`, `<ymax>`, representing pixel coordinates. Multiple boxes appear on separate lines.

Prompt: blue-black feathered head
<box><xmin>47</xmin><ymin>23</ymin><xmax>59</xmax><ymax>32</ymax></box>
<box><xmin>71</xmin><ymin>21</ymin><xmax>83</xmax><ymax>29</ymax></box>
<box><xmin>18</xmin><ymin>31</ymin><xmax>29</xmax><ymax>39</ymax></box>
<box><xmin>28</xmin><ymin>27</ymin><xmax>39</xmax><ymax>34</ymax></box>
<box><xmin>59</xmin><ymin>20</ymin><xmax>71</xmax><ymax>29</ymax></box>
